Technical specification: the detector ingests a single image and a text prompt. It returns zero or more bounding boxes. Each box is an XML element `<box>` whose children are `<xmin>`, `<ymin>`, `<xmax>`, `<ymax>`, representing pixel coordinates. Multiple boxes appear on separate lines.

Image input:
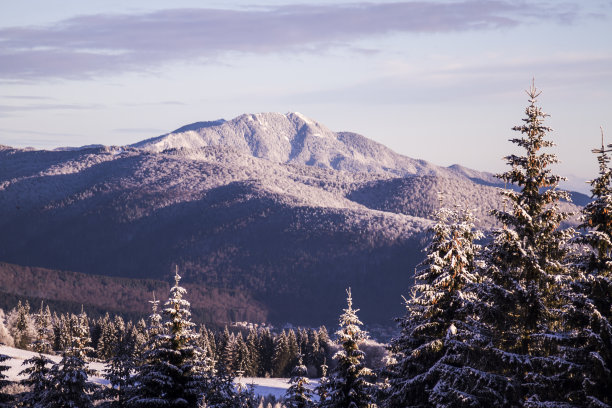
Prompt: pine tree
<box><xmin>19</xmin><ymin>302</ymin><xmax>54</xmax><ymax>407</ymax></box>
<box><xmin>469</xmin><ymin>82</ymin><xmax>574</xmax><ymax>406</ymax></box>
<box><xmin>99</xmin><ymin>321</ymin><xmax>137</xmax><ymax>408</ymax></box>
<box><xmin>272</xmin><ymin>331</ymin><xmax>291</xmax><ymax>377</ymax></box>
<box><xmin>564</xmin><ymin>131</ymin><xmax>612</xmax><ymax>406</ymax></box>
<box><xmin>284</xmin><ymin>354</ymin><xmax>314</xmax><ymax>408</ymax></box>
<box><xmin>321</xmin><ymin>288</ymin><xmax>375</xmax><ymax>408</ymax></box>
<box><xmin>0</xmin><ymin>353</ymin><xmax>12</xmax><ymax>408</ymax></box>
<box><xmin>9</xmin><ymin>300</ymin><xmax>34</xmax><ymax>349</ymax></box>
<box><xmin>316</xmin><ymin>358</ymin><xmax>330</xmax><ymax>404</ymax></box>
<box><xmin>128</xmin><ymin>269</ymin><xmax>208</xmax><ymax>407</ymax></box>
<box><xmin>96</xmin><ymin>313</ymin><xmax>116</xmax><ymax>360</ymax></box>
<box><xmin>384</xmin><ymin>203</ymin><xmax>485</xmax><ymax>407</ymax></box>
<box><xmin>41</xmin><ymin>309</ymin><xmax>98</xmax><ymax>408</ymax></box>
<box><xmin>19</xmin><ymin>352</ymin><xmax>53</xmax><ymax>408</ymax></box>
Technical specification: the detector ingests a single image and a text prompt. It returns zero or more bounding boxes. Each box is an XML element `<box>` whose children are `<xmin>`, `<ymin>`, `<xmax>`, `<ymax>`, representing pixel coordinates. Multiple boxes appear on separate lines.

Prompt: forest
<box><xmin>0</xmin><ymin>85</ymin><xmax>610</xmax><ymax>407</ymax></box>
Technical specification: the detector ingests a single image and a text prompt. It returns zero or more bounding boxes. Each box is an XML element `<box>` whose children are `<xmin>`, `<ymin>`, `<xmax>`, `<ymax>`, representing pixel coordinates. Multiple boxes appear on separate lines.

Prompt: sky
<box><xmin>1</xmin><ymin>0</ymin><xmax>611</xmax><ymax>193</ymax></box>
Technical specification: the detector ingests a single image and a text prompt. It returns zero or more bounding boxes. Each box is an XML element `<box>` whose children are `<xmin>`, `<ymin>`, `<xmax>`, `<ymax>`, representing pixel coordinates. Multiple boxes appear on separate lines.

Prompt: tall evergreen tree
<box><xmin>19</xmin><ymin>352</ymin><xmax>53</xmax><ymax>408</ymax></box>
<box><xmin>99</xmin><ymin>321</ymin><xmax>137</xmax><ymax>408</ymax></box>
<box><xmin>128</xmin><ymin>269</ymin><xmax>208</xmax><ymax>407</ymax></box>
<box><xmin>19</xmin><ymin>302</ymin><xmax>54</xmax><ymax>407</ymax></box>
<box><xmin>384</xmin><ymin>203</ymin><xmax>485</xmax><ymax>407</ymax></box>
<box><xmin>321</xmin><ymin>288</ymin><xmax>375</xmax><ymax>408</ymax></box>
<box><xmin>0</xmin><ymin>353</ymin><xmax>12</xmax><ymax>408</ymax></box>
<box><xmin>469</xmin><ymin>83</ymin><xmax>574</xmax><ymax>406</ymax></box>
<box><xmin>564</xmin><ymin>131</ymin><xmax>612</xmax><ymax>406</ymax></box>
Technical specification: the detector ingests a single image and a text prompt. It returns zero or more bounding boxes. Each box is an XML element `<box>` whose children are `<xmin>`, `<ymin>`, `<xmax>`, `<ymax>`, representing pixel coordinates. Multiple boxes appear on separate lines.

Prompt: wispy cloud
<box><xmin>0</xmin><ymin>1</ymin><xmax>583</xmax><ymax>80</ymax></box>
<box><xmin>0</xmin><ymin>103</ymin><xmax>104</xmax><ymax>113</ymax></box>
<box><xmin>285</xmin><ymin>53</ymin><xmax>612</xmax><ymax>105</ymax></box>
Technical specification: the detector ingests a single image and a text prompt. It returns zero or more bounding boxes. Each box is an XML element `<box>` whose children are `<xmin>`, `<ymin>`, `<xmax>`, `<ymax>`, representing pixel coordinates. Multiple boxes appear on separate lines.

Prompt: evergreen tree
<box><xmin>272</xmin><ymin>331</ymin><xmax>291</xmax><ymax>377</ymax></box>
<box><xmin>128</xmin><ymin>269</ymin><xmax>208</xmax><ymax>407</ymax></box>
<box><xmin>19</xmin><ymin>302</ymin><xmax>54</xmax><ymax>407</ymax></box>
<box><xmin>96</xmin><ymin>313</ymin><xmax>116</xmax><ymax>360</ymax></box>
<box><xmin>9</xmin><ymin>300</ymin><xmax>34</xmax><ymax>349</ymax></box>
<box><xmin>385</xmin><ymin>203</ymin><xmax>485</xmax><ymax>407</ymax></box>
<box><xmin>321</xmin><ymin>288</ymin><xmax>375</xmax><ymax>408</ymax></box>
<box><xmin>99</xmin><ymin>321</ymin><xmax>137</xmax><ymax>408</ymax></box>
<box><xmin>19</xmin><ymin>352</ymin><xmax>53</xmax><ymax>408</ymax></box>
<box><xmin>284</xmin><ymin>354</ymin><xmax>314</xmax><ymax>408</ymax></box>
<box><xmin>469</xmin><ymin>83</ymin><xmax>574</xmax><ymax>406</ymax></box>
<box><xmin>316</xmin><ymin>358</ymin><xmax>330</xmax><ymax>405</ymax></box>
<box><xmin>564</xmin><ymin>132</ymin><xmax>612</xmax><ymax>406</ymax></box>
<box><xmin>41</xmin><ymin>309</ymin><xmax>98</xmax><ymax>408</ymax></box>
<box><xmin>0</xmin><ymin>353</ymin><xmax>12</xmax><ymax>408</ymax></box>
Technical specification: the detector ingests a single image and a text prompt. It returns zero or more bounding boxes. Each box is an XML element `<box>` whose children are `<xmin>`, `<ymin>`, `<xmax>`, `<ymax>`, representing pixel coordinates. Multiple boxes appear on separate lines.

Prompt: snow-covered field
<box><xmin>0</xmin><ymin>345</ymin><xmax>294</xmax><ymax>397</ymax></box>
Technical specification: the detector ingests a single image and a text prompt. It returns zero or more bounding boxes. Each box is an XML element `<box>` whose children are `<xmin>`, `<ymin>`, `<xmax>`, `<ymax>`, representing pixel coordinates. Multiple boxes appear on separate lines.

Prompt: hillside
<box><xmin>0</xmin><ymin>113</ymin><xmax>583</xmax><ymax>327</ymax></box>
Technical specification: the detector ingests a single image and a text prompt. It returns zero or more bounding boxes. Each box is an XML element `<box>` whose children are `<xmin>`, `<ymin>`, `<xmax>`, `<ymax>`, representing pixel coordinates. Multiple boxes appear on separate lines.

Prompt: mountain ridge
<box><xmin>0</xmin><ymin>112</ymin><xmax>583</xmax><ymax>327</ymax></box>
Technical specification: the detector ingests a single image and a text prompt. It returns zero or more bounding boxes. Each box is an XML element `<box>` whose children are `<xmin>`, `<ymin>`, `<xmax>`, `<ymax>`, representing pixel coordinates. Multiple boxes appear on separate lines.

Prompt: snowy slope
<box><xmin>0</xmin><ymin>345</ymin><xmax>291</xmax><ymax>397</ymax></box>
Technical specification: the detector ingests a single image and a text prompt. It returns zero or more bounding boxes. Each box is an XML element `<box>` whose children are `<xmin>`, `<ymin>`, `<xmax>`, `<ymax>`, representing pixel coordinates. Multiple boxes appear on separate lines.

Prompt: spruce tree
<box><xmin>19</xmin><ymin>352</ymin><xmax>53</xmax><ymax>408</ymax></box>
<box><xmin>128</xmin><ymin>269</ymin><xmax>208</xmax><ymax>407</ymax></box>
<box><xmin>284</xmin><ymin>354</ymin><xmax>314</xmax><ymax>408</ymax></box>
<box><xmin>19</xmin><ymin>302</ymin><xmax>54</xmax><ymax>407</ymax></box>
<box><xmin>99</xmin><ymin>322</ymin><xmax>137</xmax><ymax>407</ymax></box>
<box><xmin>384</xmin><ymin>203</ymin><xmax>485</xmax><ymax>407</ymax></box>
<box><xmin>470</xmin><ymin>83</ymin><xmax>574</xmax><ymax>406</ymax></box>
<box><xmin>564</xmin><ymin>132</ymin><xmax>612</xmax><ymax>406</ymax></box>
<box><xmin>321</xmin><ymin>288</ymin><xmax>375</xmax><ymax>408</ymax></box>
<box><xmin>41</xmin><ymin>309</ymin><xmax>98</xmax><ymax>408</ymax></box>
<box><xmin>0</xmin><ymin>353</ymin><xmax>12</xmax><ymax>408</ymax></box>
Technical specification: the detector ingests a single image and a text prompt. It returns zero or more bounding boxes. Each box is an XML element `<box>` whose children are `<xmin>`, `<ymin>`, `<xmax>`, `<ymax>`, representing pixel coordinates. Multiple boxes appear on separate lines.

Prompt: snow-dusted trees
<box><xmin>321</xmin><ymin>288</ymin><xmax>375</xmax><ymax>408</ymax></box>
<box><xmin>385</xmin><ymin>203</ymin><xmax>484</xmax><ymax>406</ymax></box>
<box><xmin>468</xmin><ymin>83</ymin><xmax>574</xmax><ymax>405</ymax></box>
<box><xmin>0</xmin><ymin>353</ymin><xmax>12</xmax><ymax>407</ymax></box>
<box><xmin>564</xmin><ymin>132</ymin><xmax>612</xmax><ymax>406</ymax></box>
<box><xmin>8</xmin><ymin>300</ymin><xmax>35</xmax><ymax>350</ymax></box>
<box><xmin>19</xmin><ymin>302</ymin><xmax>54</xmax><ymax>407</ymax></box>
<box><xmin>284</xmin><ymin>354</ymin><xmax>314</xmax><ymax>408</ymax></box>
<box><xmin>42</xmin><ymin>308</ymin><xmax>98</xmax><ymax>408</ymax></box>
<box><xmin>99</xmin><ymin>320</ymin><xmax>138</xmax><ymax>407</ymax></box>
<box><xmin>19</xmin><ymin>352</ymin><xmax>53</xmax><ymax>408</ymax></box>
<box><xmin>128</xmin><ymin>269</ymin><xmax>209</xmax><ymax>407</ymax></box>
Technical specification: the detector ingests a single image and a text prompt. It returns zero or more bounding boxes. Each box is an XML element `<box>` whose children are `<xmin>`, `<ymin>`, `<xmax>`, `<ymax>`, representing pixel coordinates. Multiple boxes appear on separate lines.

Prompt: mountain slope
<box><xmin>0</xmin><ymin>113</ymin><xmax>582</xmax><ymax>327</ymax></box>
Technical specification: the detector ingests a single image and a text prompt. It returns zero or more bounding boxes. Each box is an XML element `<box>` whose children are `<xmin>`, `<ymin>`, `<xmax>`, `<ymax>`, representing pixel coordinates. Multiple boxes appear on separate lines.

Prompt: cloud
<box><xmin>284</xmin><ymin>53</ymin><xmax>612</xmax><ymax>105</ymax></box>
<box><xmin>0</xmin><ymin>1</ymin><xmax>582</xmax><ymax>80</ymax></box>
<box><xmin>0</xmin><ymin>103</ymin><xmax>103</xmax><ymax>113</ymax></box>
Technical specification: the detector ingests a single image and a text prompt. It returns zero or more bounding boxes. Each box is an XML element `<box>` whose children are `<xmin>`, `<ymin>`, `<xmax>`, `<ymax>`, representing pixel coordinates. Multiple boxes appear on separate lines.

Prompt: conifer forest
<box><xmin>0</xmin><ymin>85</ymin><xmax>611</xmax><ymax>407</ymax></box>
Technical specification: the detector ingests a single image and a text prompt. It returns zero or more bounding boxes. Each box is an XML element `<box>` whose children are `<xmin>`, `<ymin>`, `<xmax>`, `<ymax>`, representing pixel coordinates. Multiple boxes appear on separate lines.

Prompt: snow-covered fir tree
<box><xmin>284</xmin><ymin>354</ymin><xmax>314</xmax><ymax>408</ymax></box>
<box><xmin>316</xmin><ymin>358</ymin><xmax>330</xmax><ymax>405</ymax></box>
<box><xmin>321</xmin><ymin>288</ymin><xmax>375</xmax><ymax>408</ymax></box>
<box><xmin>41</xmin><ymin>308</ymin><xmax>98</xmax><ymax>408</ymax></box>
<box><xmin>470</xmin><ymin>83</ymin><xmax>574</xmax><ymax>406</ymax></box>
<box><xmin>564</xmin><ymin>132</ymin><xmax>612</xmax><ymax>407</ymax></box>
<box><xmin>384</xmin><ymin>203</ymin><xmax>485</xmax><ymax>407</ymax></box>
<box><xmin>128</xmin><ymin>269</ymin><xmax>209</xmax><ymax>407</ymax></box>
<box><xmin>18</xmin><ymin>302</ymin><xmax>54</xmax><ymax>407</ymax></box>
<box><xmin>99</xmin><ymin>320</ymin><xmax>137</xmax><ymax>408</ymax></box>
<box><xmin>0</xmin><ymin>353</ymin><xmax>12</xmax><ymax>408</ymax></box>
<box><xmin>19</xmin><ymin>352</ymin><xmax>53</xmax><ymax>408</ymax></box>
<box><xmin>8</xmin><ymin>300</ymin><xmax>34</xmax><ymax>350</ymax></box>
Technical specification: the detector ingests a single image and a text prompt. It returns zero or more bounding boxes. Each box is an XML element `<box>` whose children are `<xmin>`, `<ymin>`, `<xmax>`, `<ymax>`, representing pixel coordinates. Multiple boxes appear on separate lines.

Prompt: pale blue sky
<box><xmin>1</xmin><ymin>1</ymin><xmax>611</xmax><ymax>193</ymax></box>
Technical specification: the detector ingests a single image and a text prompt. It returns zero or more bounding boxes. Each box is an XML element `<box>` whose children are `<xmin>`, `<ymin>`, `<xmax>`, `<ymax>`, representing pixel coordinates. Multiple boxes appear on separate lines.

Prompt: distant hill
<box><xmin>0</xmin><ymin>113</ymin><xmax>582</xmax><ymax>327</ymax></box>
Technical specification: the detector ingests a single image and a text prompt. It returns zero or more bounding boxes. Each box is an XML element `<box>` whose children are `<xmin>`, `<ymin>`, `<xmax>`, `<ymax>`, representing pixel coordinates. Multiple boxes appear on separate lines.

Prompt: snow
<box><xmin>0</xmin><ymin>345</ymin><xmax>305</xmax><ymax>398</ymax></box>
<box><xmin>0</xmin><ymin>345</ymin><xmax>108</xmax><ymax>385</ymax></box>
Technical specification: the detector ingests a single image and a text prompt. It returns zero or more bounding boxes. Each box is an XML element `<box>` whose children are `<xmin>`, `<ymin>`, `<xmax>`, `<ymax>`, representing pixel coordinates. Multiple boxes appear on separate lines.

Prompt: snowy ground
<box><xmin>0</xmin><ymin>345</ymin><xmax>298</xmax><ymax>398</ymax></box>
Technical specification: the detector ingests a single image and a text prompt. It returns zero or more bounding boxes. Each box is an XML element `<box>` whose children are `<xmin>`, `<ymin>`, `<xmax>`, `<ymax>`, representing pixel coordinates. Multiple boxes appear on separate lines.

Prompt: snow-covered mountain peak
<box><xmin>130</xmin><ymin>112</ymin><xmax>443</xmax><ymax>176</ymax></box>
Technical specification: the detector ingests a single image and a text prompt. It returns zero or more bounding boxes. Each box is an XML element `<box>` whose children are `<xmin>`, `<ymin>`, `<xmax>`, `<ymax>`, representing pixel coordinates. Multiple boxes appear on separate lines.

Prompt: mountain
<box><xmin>0</xmin><ymin>113</ymin><xmax>582</xmax><ymax>327</ymax></box>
